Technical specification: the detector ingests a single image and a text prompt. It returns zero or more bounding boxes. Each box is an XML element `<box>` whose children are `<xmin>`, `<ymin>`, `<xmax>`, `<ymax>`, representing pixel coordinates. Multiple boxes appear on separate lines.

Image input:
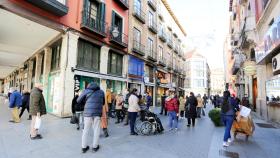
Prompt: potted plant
<box><xmin>208</xmin><ymin>108</ymin><xmax>223</xmax><ymax>126</ymax></box>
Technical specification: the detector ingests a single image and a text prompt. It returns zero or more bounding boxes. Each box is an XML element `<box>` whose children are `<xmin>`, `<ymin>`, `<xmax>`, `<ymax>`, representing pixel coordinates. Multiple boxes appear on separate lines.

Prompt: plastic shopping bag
<box><xmin>34</xmin><ymin>116</ymin><xmax>41</xmax><ymax>130</ymax></box>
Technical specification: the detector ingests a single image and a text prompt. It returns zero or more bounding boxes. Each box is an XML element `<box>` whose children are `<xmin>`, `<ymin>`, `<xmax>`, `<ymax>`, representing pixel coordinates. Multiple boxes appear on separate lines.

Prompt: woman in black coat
<box><xmin>185</xmin><ymin>92</ymin><xmax>198</xmax><ymax>127</ymax></box>
<box><xmin>19</xmin><ymin>91</ymin><xmax>31</xmax><ymax>120</ymax></box>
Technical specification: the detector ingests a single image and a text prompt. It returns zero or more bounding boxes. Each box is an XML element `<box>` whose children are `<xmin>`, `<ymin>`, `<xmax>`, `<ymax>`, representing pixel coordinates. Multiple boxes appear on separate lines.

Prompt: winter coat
<box><xmin>128</xmin><ymin>94</ymin><xmax>140</xmax><ymax>112</ymax></box>
<box><xmin>29</xmin><ymin>88</ymin><xmax>46</xmax><ymax>116</ymax></box>
<box><xmin>101</xmin><ymin>101</ymin><xmax>108</xmax><ymax>129</ymax></box>
<box><xmin>179</xmin><ymin>97</ymin><xmax>185</xmax><ymax>111</ymax></box>
<box><xmin>9</xmin><ymin>90</ymin><xmax>22</xmax><ymax>108</ymax></box>
<box><xmin>221</xmin><ymin>97</ymin><xmax>239</xmax><ymax>116</ymax></box>
<box><xmin>106</xmin><ymin>90</ymin><xmax>112</xmax><ymax>104</ymax></box>
<box><xmin>22</xmin><ymin>92</ymin><xmax>30</xmax><ymax>108</ymax></box>
<box><xmin>185</xmin><ymin>96</ymin><xmax>198</xmax><ymax>118</ymax></box>
<box><xmin>115</xmin><ymin>95</ymin><xmax>124</xmax><ymax>110</ymax></box>
<box><xmin>77</xmin><ymin>83</ymin><xmax>105</xmax><ymax>117</ymax></box>
<box><xmin>161</xmin><ymin>95</ymin><xmax>167</xmax><ymax>106</ymax></box>
<box><xmin>197</xmin><ymin>97</ymin><xmax>204</xmax><ymax>108</ymax></box>
<box><xmin>165</xmin><ymin>96</ymin><xmax>179</xmax><ymax>113</ymax></box>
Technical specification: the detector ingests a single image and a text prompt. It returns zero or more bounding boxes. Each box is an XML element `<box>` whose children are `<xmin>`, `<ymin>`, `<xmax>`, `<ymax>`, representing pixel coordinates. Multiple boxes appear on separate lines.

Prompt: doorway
<box><xmin>253</xmin><ymin>78</ymin><xmax>258</xmax><ymax>111</ymax></box>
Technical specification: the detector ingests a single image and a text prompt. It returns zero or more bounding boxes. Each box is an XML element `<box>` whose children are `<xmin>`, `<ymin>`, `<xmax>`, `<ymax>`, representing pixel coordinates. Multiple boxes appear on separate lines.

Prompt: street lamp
<box><xmin>112</xmin><ymin>27</ymin><xmax>119</xmax><ymax>38</ymax></box>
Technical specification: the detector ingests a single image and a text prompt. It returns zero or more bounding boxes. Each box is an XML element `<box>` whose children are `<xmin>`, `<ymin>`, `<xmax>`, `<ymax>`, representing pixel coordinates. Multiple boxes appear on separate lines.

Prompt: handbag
<box><xmin>34</xmin><ymin>116</ymin><xmax>41</xmax><ymax>130</ymax></box>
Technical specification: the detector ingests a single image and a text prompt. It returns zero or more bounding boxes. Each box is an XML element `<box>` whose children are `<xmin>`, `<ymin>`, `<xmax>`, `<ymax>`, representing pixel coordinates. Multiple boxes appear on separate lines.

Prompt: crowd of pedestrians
<box><xmin>4</xmin><ymin>81</ymin><xmax>252</xmax><ymax>153</ymax></box>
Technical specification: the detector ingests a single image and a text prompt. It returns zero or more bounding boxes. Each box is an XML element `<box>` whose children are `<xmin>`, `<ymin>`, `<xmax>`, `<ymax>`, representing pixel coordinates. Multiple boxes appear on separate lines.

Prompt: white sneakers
<box><xmin>223</xmin><ymin>142</ymin><xmax>229</xmax><ymax>147</ymax></box>
<box><xmin>223</xmin><ymin>138</ymin><xmax>232</xmax><ymax>147</ymax></box>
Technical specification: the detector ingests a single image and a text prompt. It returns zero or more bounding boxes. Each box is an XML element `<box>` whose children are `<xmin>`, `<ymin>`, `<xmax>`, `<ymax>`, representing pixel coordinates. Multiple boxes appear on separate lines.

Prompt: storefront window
<box><xmin>107</xmin><ymin>80</ymin><xmax>125</xmax><ymax>94</ymax></box>
<box><xmin>266</xmin><ymin>77</ymin><xmax>280</xmax><ymax>102</ymax></box>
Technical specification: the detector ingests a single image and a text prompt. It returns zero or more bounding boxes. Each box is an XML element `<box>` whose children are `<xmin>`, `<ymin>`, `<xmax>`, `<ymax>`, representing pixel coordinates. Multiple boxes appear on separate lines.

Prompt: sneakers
<box><xmin>227</xmin><ymin>138</ymin><xmax>232</xmax><ymax>144</ymax></box>
<box><xmin>223</xmin><ymin>142</ymin><xmax>229</xmax><ymax>147</ymax></box>
<box><xmin>92</xmin><ymin>145</ymin><xmax>100</xmax><ymax>152</ymax></box>
<box><xmin>30</xmin><ymin>134</ymin><xmax>42</xmax><ymax>140</ymax></box>
<box><xmin>187</xmin><ymin>124</ymin><xmax>191</xmax><ymax>127</ymax></box>
<box><xmin>82</xmin><ymin>146</ymin><xmax>89</xmax><ymax>153</ymax></box>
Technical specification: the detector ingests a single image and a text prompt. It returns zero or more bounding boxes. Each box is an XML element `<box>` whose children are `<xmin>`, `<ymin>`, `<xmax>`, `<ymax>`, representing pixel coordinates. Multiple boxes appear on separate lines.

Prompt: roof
<box><xmin>161</xmin><ymin>0</ymin><xmax>187</xmax><ymax>36</ymax></box>
<box><xmin>185</xmin><ymin>49</ymin><xmax>205</xmax><ymax>59</ymax></box>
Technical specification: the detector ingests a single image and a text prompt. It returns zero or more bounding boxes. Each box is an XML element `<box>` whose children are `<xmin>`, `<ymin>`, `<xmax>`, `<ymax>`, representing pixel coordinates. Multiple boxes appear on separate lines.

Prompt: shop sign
<box><xmin>256</xmin><ymin>16</ymin><xmax>280</xmax><ymax>63</ymax></box>
<box><xmin>74</xmin><ymin>75</ymin><xmax>80</xmax><ymax>92</ymax></box>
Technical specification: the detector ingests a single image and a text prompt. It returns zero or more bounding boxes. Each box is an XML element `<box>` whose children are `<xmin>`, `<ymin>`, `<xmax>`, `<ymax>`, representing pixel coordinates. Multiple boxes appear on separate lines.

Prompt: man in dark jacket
<box><xmin>160</xmin><ymin>92</ymin><xmax>167</xmax><ymax>115</ymax></box>
<box><xmin>29</xmin><ymin>83</ymin><xmax>46</xmax><ymax>140</ymax></box>
<box><xmin>19</xmin><ymin>90</ymin><xmax>31</xmax><ymax>120</ymax></box>
<box><xmin>9</xmin><ymin>87</ymin><xmax>22</xmax><ymax>123</ymax></box>
<box><xmin>185</xmin><ymin>92</ymin><xmax>198</xmax><ymax>127</ymax></box>
<box><xmin>77</xmin><ymin>82</ymin><xmax>105</xmax><ymax>153</ymax></box>
<box><xmin>146</xmin><ymin>92</ymin><xmax>152</xmax><ymax>110</ymax></box>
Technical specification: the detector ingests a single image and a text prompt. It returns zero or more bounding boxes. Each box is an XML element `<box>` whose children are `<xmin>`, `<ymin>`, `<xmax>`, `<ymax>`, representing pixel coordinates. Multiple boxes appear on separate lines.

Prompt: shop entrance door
<box><xmin>253</xmin><ymin>78</ymin><xmax>258</xmax><ymax>111</ymax></box>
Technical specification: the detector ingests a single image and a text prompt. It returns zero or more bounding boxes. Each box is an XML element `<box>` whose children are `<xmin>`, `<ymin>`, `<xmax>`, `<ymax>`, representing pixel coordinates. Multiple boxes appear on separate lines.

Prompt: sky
<box><xmin>168</xmin><ymin>0</ymin><xmax>230</xmax><ymax>70</ymax></box>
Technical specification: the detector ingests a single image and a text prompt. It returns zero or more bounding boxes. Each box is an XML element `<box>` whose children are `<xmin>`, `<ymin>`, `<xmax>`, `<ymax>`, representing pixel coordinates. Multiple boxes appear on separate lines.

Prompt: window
<box><xmin>135</xmin><ymin>0</ymin><xmax>142</xmax><ymax>15</ymax></box>
<box><xmin>148</xmin><ymin>38</ymin><xmax>153</xmax><ymax>55</ymax></box>
<box><xmin>77</xmin><ymin>39</ymin><xmax>100</xmax><ymax>72</ymax></box>
<box><xmin>133</xmin><ymin>27</ymin><xmax>141</xmax><ymax>48</ymax></box>
<box><xmin>159</xmin><ymin>46</ymin><xmax>163</xmax><ymax>60</ymax></box>
<box><xmin>51</xmin><ymin>40</ymin><xmax>61</xmax><ymax>71</ymax></box>
<box><xmin>148</xmin><ymin>11</ymin><xmax>154</xmax><ymax>26</ymax></box>
<box><xmin>112</xmin><ymin>11</ymin><xmax>123</xmax><ymax>33</ymax></box>
<box><xmin>108</xmin><ymin>51</ymin><xmax>123</xmax><ymax>76</ymax></box>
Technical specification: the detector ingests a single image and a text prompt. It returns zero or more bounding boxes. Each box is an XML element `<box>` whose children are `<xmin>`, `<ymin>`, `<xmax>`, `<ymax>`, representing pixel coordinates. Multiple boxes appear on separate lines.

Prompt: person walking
<box><xmin>106</xmin><ymin>89</ymin><xmax>112</xmax><ymax>118</ymax></box>
<box><xmin>77</xmin><ymin>82</ymin><xmax>105</xmax><ymax>153</ymax></box>
<box><xmin>71</xmin><ymin>91</ymin><xmax>85</xmax><ymax>130</ymax></box>
<box><xmin>9</xmin><ymin>87</ymin><xmax>22</xmax><ymax>123</ymax></box>
<box><xmin>221</xmin><ymin>91</ymin><xmax>239</xmax><ymax>147</ymax></box>
<box><xmin>160</xmin><ymin>92</ymin><xmax>168</xmax><ymax>115</ymax></box>
<box><xmin>123</xmin><ymin>89</ymin><xmax>131</xmax><ymax>126</ymax></box>
<box><xmin>165</xmin><ymin>89</ymin><xmax>179</xmax><ymax>131</ymax></box>
<box><xmin>128</xmin><ymin>88</ymin><xmax>140</xmax><ymax>135</ymax></box>
<box><xmin>101</xmin><ymin>100</ymin><xmax>109</xmax><ymax>138</ymax></box>
<box><xmin>29</xmin><ymin>83</ymin><xmax>46</xmax><ymax>140</ymax></box>
<box><xmin>179</xmin><ymin>95</ymin><xmax>185</xmax><ymax>119</ymax></box>
<box><xmin>115</xmin><ymin>93</ymin><xmax>124</xmax><ymax>124</ymax></box>
<box><xmin>146</xmin><ymin>92</ymin><xmax>152</xmax><ymax>111</ymax></box>
<box><xmin>196</xmin><ymin>94</ymin><xmax>203</xmax><ymax>118</ymax></box>
<box><xmin>185</xmin><ymin>92</ymin><xmax>198</xmax><ymax>127</ymax></box>
<box><xmin>203</xmin><ymin>94</ymin><xmax>208</xmax><ymax>108</ymax></box>
<box><xmin>19</xmin><ymin>90</ymin><xmax>31</xmax><ymax>120</ymax></box>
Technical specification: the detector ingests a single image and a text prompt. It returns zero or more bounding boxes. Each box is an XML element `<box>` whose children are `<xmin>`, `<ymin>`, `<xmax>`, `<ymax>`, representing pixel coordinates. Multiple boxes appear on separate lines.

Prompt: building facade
<box><xmin>210</xmin><ymin>68</ymin><xmax>225</xmax><ymax>95</ymax></box>
<box><xmin>1</xmin><ymin>0</ymin><xmax>129</xmax><ymax>117</ymax></box>
<box><xmin>128</xmin><ymin>0</ymin><xmax>186</xmax><ymax>106</ymax></box>
<box><xmin>184</xmin><ymin>49</ymin><xmax>210</xmax><ymax>96</ymax></box>
<box><xmin>226</xmin><ymin>0</ymin><xmax>280</xmax><ymax>123</ymax></box>
<box><xmin>0</xmin><ymin>0</ymin><xmax>186</xmax><ymax>116</ymax></box>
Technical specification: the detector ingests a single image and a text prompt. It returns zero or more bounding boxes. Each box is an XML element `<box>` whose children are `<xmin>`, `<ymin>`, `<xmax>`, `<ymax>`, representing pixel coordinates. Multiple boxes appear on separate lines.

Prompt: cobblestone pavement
<box><xmin>0</xmin><ymin>97</ymin><xmax>279</xmax><ymax>158</ymax></box>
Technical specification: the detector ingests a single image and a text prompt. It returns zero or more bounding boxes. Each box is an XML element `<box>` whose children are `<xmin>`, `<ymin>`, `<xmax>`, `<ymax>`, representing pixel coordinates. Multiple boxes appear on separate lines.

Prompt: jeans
<box><xmin>19</xmin><ymin>106</ymin><xmax>30</xmax><ymax>118</ymax></box>
<box><xmin>222</xmin><ymin>115</ymin><xmax>234</xmax><ymax>142</ymax></box>
<box><xmin>82</xmin><ymin>117</ymin><xmax>101</xmax><ymax>148</ymax></box>
<box><xmin>168</xmin><ymin>111</ymin><xmax>178</xmax><ymax>129</ymax></box>
<box><xmin>128</xmin><ymin>112</ymin><xmax>137</xmax><ymax>133</ymax></box>
<box><xmin>197</xmin><ymin>107</ymin><xmax>202</xmax><ymax>117</ymax></box>
<box><xmin>75</xmin><ymin>112</ymin><xmax>84</xmax><ymax>129</ymax></box>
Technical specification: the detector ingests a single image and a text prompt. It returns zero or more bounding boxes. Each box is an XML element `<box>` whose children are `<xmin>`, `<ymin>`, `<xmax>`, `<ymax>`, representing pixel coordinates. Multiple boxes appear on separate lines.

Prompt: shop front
<box><xmin>156</xmin><ymin>71</ymin><xmax>171</xmax><ymax>106</ymax></box>
<box><xmin>127</xmin><ymin>55</ymin><xmax>144</xmax><ymax>94</ymax></box>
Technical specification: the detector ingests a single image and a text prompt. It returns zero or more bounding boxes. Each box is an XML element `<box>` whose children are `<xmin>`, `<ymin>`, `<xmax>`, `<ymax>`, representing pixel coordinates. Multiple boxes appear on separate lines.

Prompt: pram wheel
<box><xmin>140</xmin><ymin>121</ymin><xmax>153</xmax><ymax>135</ymax></box>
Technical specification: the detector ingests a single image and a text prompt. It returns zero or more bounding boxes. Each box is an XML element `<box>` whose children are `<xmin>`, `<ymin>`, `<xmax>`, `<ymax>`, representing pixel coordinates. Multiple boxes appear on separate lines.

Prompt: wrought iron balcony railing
<box><xmin>81</xmin><ymin>10</ymin><xmax>107</xmax><ymax>37</ymax></box>
<box><xmin>114</xmin><ymin>0</ymin><xmax>129</xmax><ymax>10</ymax></box>
<box><xmin>109</xmin><ymin>27</ymin><xmax>128</xmax><ymax>48</ymax></box>
<box><xmin>132</xmin><ymin>40</ymin><xmax>145</xmax><ymax>56</ymax></box>
<box><xmin>133</xmin><ymin>5</ymin><xmax>146</xmax><ymax>24</ymax></box>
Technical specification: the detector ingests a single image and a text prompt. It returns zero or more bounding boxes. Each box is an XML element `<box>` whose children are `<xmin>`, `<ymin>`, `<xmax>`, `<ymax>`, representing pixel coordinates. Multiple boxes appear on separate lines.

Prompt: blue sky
<box><xmin>168</xmin><ymin>0</ymin><xmax>230</xmax><ymax>69</ymax></box>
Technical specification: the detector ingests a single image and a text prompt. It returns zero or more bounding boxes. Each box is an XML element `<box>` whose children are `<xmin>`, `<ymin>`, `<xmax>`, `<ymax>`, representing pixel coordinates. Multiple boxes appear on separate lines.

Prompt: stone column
<box><xmin>60</xmin><ymin>32</ymin><xmax>79</xmax><ymax>117</ymax></box>
<box><xmin>99</xmin><ymin>46</ymin><xmax>110</xmax><ymax>92</ymax></box>
<box><xmin>248</xmin><ymin>75</ymin><xmax>253</xmax><ymax>104</ymax></box>
<box><xmin>43</xmin><ymin>47</ymin><xmax>52</xmax><ymax>94</ymax></box>
<box><xmin>34</xmin><ymin>53</ymin><xmax>43</xmax><ymax>83</ymax></box>
<box><xmin>256</xmin><ymin>65</ymin><xmax>267</xmax><ymax>119</ymax></box>
<box><xmin>27</xmin><ymin>60</ymin><xmax>34</xmax><ymax>91</ymax></box>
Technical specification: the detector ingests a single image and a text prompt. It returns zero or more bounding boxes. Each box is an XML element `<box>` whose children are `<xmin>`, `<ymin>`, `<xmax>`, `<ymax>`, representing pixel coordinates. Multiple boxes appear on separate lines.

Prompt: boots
<box><xmin>27</xmin><ymin>115</ymin><xmax>31</xmax><ymax>120</ymax></box>
<box><xmin>103</xmin><ymin>128</ymin><xmax>109</xmax><ymax>137</ymax></box>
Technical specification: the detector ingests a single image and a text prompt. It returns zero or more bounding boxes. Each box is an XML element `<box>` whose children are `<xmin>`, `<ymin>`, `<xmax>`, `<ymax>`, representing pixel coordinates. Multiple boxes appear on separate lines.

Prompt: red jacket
<box><xmin>165</xmin><ymin>97</ymin><xmax>179</xmax><ymax>113</ymax></box>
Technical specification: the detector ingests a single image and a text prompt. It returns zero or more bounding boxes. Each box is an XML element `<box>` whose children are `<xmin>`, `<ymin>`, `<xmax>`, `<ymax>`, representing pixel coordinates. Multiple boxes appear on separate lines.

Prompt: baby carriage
<box><xmin>134</xmin><ymin>109</ymin><xmax>164</xmax><ymax>135</ymax></box>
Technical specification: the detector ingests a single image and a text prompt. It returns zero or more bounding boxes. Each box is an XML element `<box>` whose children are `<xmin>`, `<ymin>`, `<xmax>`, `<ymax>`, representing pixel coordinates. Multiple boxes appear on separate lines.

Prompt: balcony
<box><xmin>167</xmin><ymin>62</ymin><xmax>172</xmax><ymax>70</ymax></box>
<box><xmin>178</xmin><ymin>49</ymin><xmax>182</xmax><ymax>57</ymax></box>
<box><xmin>158</xmin><ymin>58</ymin><xmax>166</xmax><ymax>67</ymax></box>
<box><xmin>174</xmin><ymin>45</ymin><xmax>179</xmax><ymax>54</ymax></box>
<box><xmin>232</xmin><ymin>52</ymin><xmax>246</xmax><ymax>75</ymax></box>
<box><xmin>133</xmin><ymin>5</ymin><xmax>146</xmax><ymax>24</ymax></box>
<box><xmin>132</xmin><ymin>40</ymin><xmax>145</xmax><ymax>56</ymax></box>
<box><xmin>81</xmin><ymin>11</ymin><xmax>107</xmax><ymax>37</ymax></box>
<box><xmin>147</xmin><ymin>49</ymin><xmax>157</xmax><ymax>62</ymax></box>
<box><xmin>114</xmin><ymin>0</ymin><xmax>129</xmax><ymax>10</ymax></box>
<box><xmin>148</xmin><ymin>0</ymin><xmax>157</xmax><ymax>11</ymax></box>
<box><xmin>159</xmin><ymin>31</ymin><xmax>167</xmax><ymax>42</ymax></box>
<box><xmin>148</xmin><ymin>20</ymin><xmax>157</xmax><ymax>34</ymax></box>
<box><xmin>167</xmin><ymin>39</ymin><xmax>173</xmax><ymax>48</ymax></box>
<box><xmin>109</xmin><ymin>27</ymin><xmax>128</xmax><ymax>48</ymax></box>
<box><xmin>26</xmin><ymin>0</ymin><xmax>68</xmax><ymax>16</ymax></box>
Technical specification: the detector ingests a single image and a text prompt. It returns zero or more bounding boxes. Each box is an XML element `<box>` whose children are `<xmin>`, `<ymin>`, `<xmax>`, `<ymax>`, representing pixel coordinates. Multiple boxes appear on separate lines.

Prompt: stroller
<box><xmin>135</xmin><ymin>109</ymin><xmax>164</xmax><ymax>135</ymax></box>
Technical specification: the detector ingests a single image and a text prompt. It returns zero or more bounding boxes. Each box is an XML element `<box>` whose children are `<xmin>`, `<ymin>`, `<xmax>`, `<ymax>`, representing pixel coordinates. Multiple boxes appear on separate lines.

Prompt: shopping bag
<box><xmin>34</xmin><ymin>116</ymin><xmax>41</xmax><ymax>130</ymax></box>
<box><xmin>240</xmin><ymin>106</ymin><xmax>251</xmax><ymax>117</ymax></box>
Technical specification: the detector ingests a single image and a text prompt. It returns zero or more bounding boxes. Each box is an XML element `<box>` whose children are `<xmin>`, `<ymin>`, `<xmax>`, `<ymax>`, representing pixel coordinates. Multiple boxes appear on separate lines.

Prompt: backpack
<box><xmin>221</xmin><ymin>98</ymin><xmax>231</xmax><ymax>113</ymax></box>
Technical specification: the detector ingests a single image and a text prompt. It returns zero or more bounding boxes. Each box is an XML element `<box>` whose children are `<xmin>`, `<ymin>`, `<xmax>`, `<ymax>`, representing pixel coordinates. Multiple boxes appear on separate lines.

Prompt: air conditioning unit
<box><xmin>272</xmin><ymin>53</ymin><xmax>280</xmax><ymax>72</ymax></box>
